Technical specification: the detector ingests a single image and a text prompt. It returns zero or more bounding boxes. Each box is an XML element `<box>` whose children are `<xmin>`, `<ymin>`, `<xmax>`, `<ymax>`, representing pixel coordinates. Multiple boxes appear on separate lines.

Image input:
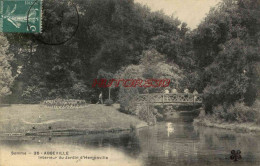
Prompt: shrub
<box><xmin>118</xmin><ymin>87</ymin><xmax>139</xmax><ymax>113</ymax></box>
<box><xmin>104</xmin><ymin>99</ymin><xmax>114</xmax><ymax>106</ymax></box>
<box><xmin>43</xmin><ymin>99</ymin><xmax>87</xmax><ymax>108</ymax></box>
<box><xmin>22</xmin><ymin>86</ymin><xmax>43</xmax><ymax>104</ymax></box>
<box><xmin>212</xmin><ymin>102</ymin><xmax>258</xmax><ymax>123</ymax></box>
<box><xmin>136</xmin><ymin>102</ymin><xmax>157</xmax><ymax>125</ymax></box>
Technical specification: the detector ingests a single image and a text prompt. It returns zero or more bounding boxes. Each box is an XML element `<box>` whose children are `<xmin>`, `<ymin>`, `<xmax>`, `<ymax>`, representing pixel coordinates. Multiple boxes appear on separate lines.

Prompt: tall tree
<box><xmin>191</xmin><ymin>0</ymin><xmax>260</xmax><ymax>112</ymax></box>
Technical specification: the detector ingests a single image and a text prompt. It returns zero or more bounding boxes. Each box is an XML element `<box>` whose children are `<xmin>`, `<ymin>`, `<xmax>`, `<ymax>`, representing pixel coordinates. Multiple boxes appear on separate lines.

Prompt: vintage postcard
<box><xmin>0</xmin><ymin>0</ymin><xmax>259</xmax><ymax>166</ymax></box>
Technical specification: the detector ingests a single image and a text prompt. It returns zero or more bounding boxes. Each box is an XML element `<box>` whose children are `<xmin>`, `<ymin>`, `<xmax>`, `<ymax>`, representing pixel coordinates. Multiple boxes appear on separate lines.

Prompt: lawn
<box><xmin>0</xmin><ymin>104</ymin><xmax>147</xmax><ymax>133</ymax></box>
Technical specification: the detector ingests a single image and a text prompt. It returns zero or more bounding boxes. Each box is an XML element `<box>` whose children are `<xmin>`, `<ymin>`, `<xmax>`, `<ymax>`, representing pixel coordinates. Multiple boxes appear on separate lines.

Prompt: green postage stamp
<box><xmin>0</xmin><ymin>0</ymin><xmax>42</xmax><ymax>33</ymax></box>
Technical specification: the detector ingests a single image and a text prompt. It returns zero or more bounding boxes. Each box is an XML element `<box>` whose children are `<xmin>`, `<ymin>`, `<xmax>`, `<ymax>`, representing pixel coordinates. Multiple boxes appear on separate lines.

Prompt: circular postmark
<box><xmin>27</xmin><ymin>0</ymin><xmax>79</xmax><ymax>45</ymax></box>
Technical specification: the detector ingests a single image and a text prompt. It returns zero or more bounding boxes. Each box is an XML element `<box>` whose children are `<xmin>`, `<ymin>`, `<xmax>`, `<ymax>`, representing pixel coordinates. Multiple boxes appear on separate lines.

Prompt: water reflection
<box><xmin>166</xmin><ymin>122</ymin><xmax>174</xmax><ymax>137</ymax></box>
<box><xmin>136</xmin><ymin>122</ymin><xmax>260</xmax><ymax>166</ymax></box>
<box><xmin>1</xmin><ymin>122</ymin><xmax>260</xmax><ymax>166</ymax></box>
<box><xmin>0</xmin><ymin>131</ymin><xmax>142</xmax><ymax>166</ymax></box>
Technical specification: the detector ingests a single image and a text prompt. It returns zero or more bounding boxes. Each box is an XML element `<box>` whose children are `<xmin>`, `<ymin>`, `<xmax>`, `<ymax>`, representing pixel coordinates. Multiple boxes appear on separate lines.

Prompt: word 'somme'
<box><xmin>92</xmin><ymin>79</ymin><xmax>171</xmax><ymax>88</ymax></box>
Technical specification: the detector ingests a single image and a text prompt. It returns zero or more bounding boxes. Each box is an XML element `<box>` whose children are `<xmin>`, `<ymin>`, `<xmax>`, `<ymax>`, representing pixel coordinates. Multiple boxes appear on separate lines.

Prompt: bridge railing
<box><xmin>135</xmin><ymin>93</ymin><xmax>203</xmax><ymax>104</ymax></box>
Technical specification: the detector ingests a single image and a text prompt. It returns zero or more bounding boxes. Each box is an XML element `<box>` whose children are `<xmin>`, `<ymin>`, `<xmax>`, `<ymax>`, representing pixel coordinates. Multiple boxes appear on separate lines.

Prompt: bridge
<box><xmin>135</xmin><ymin>93</ymin><xmax>203</xmax><ymax>106</ymax></box>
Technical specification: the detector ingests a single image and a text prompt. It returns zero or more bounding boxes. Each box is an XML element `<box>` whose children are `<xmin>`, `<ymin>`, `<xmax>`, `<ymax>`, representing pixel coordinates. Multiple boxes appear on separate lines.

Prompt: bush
<box><xmin>104</xmin><ymin>99</ymin><xmax>114</xmax><ymax>106</ymax></box>
<box><xmin>212</xmin><ymin>102</ymin><xmax>258</xmax><ymax>123</ymax></box>
<box><xmin>137</xmin><ymin>103</ymin><xmax>157</xmax><ymax>125</ymax></box>
<box><xmin>21</xmin><ymin>86</ymin><xmax>43</xmax><ymax>104</ymax></box>
<box><xmin>43</xmin><ymin>99</ymin><xmax>87</xmax><ymax>108</ymax></box>
<box><xmin>118</xmin><ymin>87</ymin><xmax>139</xmax><ymax>113</ymax></box>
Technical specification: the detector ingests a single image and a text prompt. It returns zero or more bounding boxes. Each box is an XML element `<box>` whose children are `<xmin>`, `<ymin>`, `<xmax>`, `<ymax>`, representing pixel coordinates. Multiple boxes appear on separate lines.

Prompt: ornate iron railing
<box><xmin>135</xmin><ymin>93</ymin><xmax>203</xmax><ymax>105</ymax></box>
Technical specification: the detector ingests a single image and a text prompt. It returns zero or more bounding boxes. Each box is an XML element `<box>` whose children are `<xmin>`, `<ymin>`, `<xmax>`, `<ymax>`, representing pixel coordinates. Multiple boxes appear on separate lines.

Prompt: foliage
<box><xmin>71</xmin><ymin>81</ymin><xmax>89</xmax><ymax>99</ymax></box>
<box><xmin>0</xmin><ymin>33</ymin><xmax>14</xmax><ymax>99</ymax></box>
<box><xmin>211</xmin><ymin>102</ymin><xmax>258</xmax><ymax>123</ymax></box>
<box><xmin>21</xmin><ymin>85</ymin><xmax>43</xmax><ymax>104</ymax></box>
<box><xmin>191</xmin><ymin>0</ymin><xmax>260</xmax><ymax>113</ymax></box>
<box><xmin>5</xmin><ymin>0</ymin><xmax>186</xmax><ymax>103</ymax></box>
<box><xmin>118</xmin><ymin>87</ymin><xmax>139</xmax><ymax>114</ymax></box>
<box><xmin>2</xmin><ymin>0</ymin><xmax>259</xmax><ymax>127</ymax></box>
<box><xmin>136</xmin><ymin>102</ymin><xmax>157</xmax><ymax>125</ymax></box>
<box><xmin>43</xmin><ymin>99</ymin><xmax>86</xmax><ymax>108</ymax></box>
<box><xmin>115</xmin><ymin>64</ymin><xmax>142</xmax><ymax>112</ymax></box>
<box><xmin>140</xmin><ymin>49</ymin><xmax>185</xmax><ymax>92</ymax></box>
<box><xmin>116</xmin><ymin>49</ymin><xmax>185</xmax><ymax>115</ymax></box>
<box><xmin>104</xmin><ymin>99</ymin><xmax>114</xmax><ymax>106</ymax></box>
<box><xmin>115</xmin><ymin>49</ymin><xmax>183</xmax><ymax>122</ymax></box>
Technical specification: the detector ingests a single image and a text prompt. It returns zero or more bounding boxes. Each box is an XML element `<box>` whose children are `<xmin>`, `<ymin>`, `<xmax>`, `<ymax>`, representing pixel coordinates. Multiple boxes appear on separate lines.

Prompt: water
<box><xmin>1</xmin><ymin>121</ymin><xmax>260</xmax><ymax>166</ymax></box>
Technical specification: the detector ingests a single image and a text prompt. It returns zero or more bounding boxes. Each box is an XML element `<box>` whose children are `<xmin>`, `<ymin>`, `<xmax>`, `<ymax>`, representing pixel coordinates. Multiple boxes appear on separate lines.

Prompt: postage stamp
<box><xmin>0</xmin><ymin>0</ymin><xmax>42</xmax><ymax>33</ymax></box>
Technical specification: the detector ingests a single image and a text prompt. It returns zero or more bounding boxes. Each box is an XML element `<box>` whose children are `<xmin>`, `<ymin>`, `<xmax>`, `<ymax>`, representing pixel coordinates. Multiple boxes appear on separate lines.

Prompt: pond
<box><xmin>1</xmin><ymin>119</ymin><xmax>260</xmax><ymax>166</ymax></box>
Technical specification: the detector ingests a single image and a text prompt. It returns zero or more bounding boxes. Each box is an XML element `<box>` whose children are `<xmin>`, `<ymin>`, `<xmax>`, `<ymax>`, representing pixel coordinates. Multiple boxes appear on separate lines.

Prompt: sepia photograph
<box><xmin>0</xmin><ymin>0</ymin><xmax>260</xmax><ymax>165</ymax></box>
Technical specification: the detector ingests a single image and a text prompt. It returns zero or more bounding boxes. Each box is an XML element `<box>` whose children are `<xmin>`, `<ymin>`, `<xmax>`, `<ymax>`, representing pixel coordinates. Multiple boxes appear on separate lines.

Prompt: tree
<box><xmin>191</xmin><ymin>0</ymin><xmax>260</xmax><ymax>113</ymax></box>
<box><xmin>140</xmin><ymin>49</ymin><xmax>185</xmax><ymax>92</ymax></box>
<box><xmin>0</xmin><ymin>33</ymin><xmax>14</xmax><ymax>100</ymax></box>
<box><xmin>115</xmin><ymin>49</ymin><xmax>185</xmax><ymax>113</ymax></box>
<box><xmin>4</xmin><ymin>0</ymin><xmax>189</xmax><ymax>104</ymax></box>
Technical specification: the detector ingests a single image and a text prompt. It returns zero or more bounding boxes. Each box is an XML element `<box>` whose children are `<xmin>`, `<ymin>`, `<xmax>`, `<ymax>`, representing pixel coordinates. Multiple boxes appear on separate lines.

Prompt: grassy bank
<box><xmin>0</xmin><ymin>104</ymin><xmax>147</xmax><ymax>134</ymax></box>
<box><xmin>194</xmin><ymin>101</ymin><xmax>260</xmax><ymax>133</ymax></box>
<box><xmin>194</xmin><ymin>118</ymin><xmax>260</xmax><ymax>133</ymax></box>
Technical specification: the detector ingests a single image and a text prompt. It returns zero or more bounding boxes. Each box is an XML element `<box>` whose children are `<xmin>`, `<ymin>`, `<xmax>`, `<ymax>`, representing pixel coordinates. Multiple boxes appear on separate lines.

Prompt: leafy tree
<box><xmin>4</xmin><ymin>0</ymin><xmax>192</xmax><ymax>104</ymax></box>
<box><xmin>116</xmin><ymin>49</ymin><xmax>184</xmax><ymax>115</ymax></box>
<box><xmin>191</xmin><ymin>0</ymin><xmax>260</xmax><ymax>113</ymax></box>
<box><xmin>0</xmin><ymin>34</ymin><xmax>14</xmax><ymax>100</ymax></box>
<box><xmin>140</xmin><ymin>49</ymin><xmax>185</xmax><ymax>92</ymax></box>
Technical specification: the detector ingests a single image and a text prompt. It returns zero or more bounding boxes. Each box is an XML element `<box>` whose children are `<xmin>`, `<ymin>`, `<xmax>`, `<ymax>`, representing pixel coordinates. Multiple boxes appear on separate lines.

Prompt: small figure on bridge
<box><xmin>171</xmin><ymin>88</ymin><xmax>177</xmax><ymax>94</ymax></box>
<box><xmin>193</xmin><ymin>90</ymin><xmax>199</xmax><ymax>102</ymax></box>
<box><xmin>164</xmin><ymin>89</ymin><xmax>169</xmax><ymax>94</ymax></box>
<box><xmin>98</xmin><ymin>92</ymin><xmax>103</xmax><ymax>104</ymax></box>
<box><xmin>184</xmin><ymin>88</ymin><xmax>189</xmax><ymax>94</ymax></box>
<box><xmin>193</xmin><ymin>90</ymin><xmax>198</xmax><ymax>95</ymax></box>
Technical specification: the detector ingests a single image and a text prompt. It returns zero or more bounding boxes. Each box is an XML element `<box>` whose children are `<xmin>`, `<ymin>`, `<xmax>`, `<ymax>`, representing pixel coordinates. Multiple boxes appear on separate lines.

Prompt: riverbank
<box><xmin>194</xmin><ymin>100</ymin><xmax>260</xmax><ymax>133</ymax></box>
<box><xmin>0</xmin><ymin>104</ymin><xmax>147</xmax><ymax>134</ymax></box>
<box><xmin>194</xmin><ymin>118</ymin><xmax>260</xmax><ymax>133</ymax></box>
